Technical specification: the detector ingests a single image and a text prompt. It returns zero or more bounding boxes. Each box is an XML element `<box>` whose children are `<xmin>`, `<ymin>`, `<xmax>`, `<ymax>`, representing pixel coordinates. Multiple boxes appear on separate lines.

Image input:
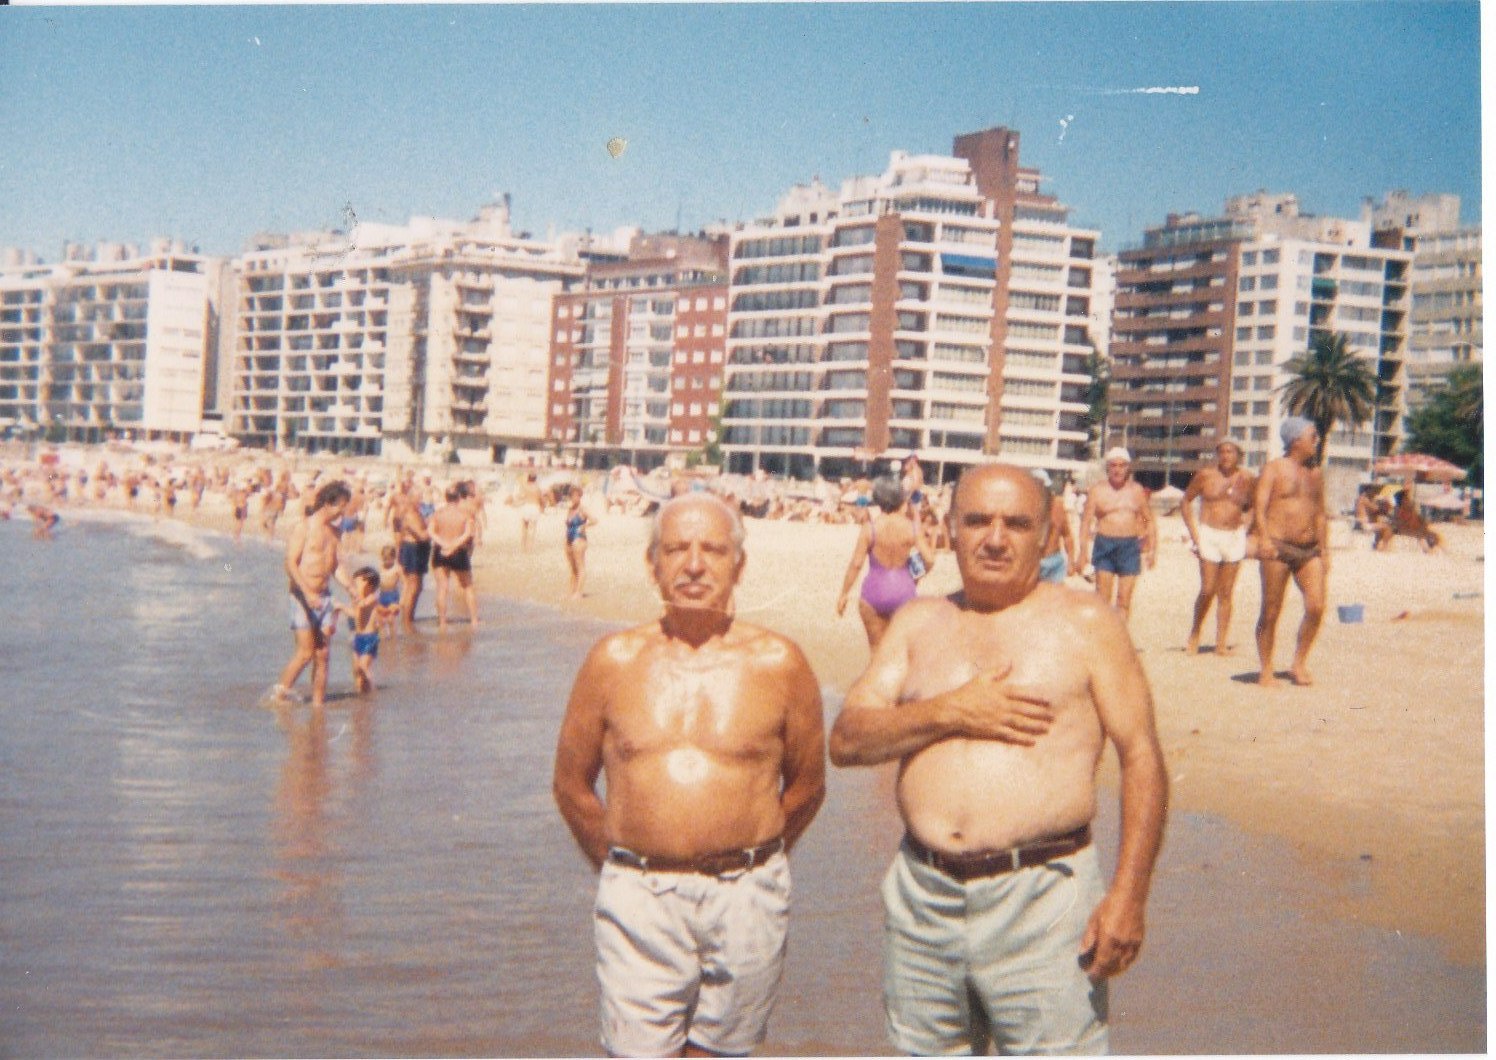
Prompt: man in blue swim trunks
<box><xmin>1032</xmin><ymin>469</ymin><xmax>1076</xmax><ymax>585</ymax></box>
<box><xmin>831</xmin><ymin>463</ymin><xmax>1168</xmax><ymax>1055</ymax></box>
<box><xmin>1079</xmin><ymin>448</ymin><xmax>1156</xmax><ymax>624</ymax></box>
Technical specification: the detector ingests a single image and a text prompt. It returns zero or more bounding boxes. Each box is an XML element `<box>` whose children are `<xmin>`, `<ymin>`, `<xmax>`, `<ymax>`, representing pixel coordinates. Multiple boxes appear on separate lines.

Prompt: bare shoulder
<box><xmin>584</xmin><ymin>623</ymin><xmax>659</xmax><ymax>674</ymax></box>
<box><xmin>729</xmin><ymin>621</ymin><xmax>814</xmax><ymax>673</ymax></box>
<box><xmin>1040</xmin><ymin>582</ymin><xmax>1127</xmax><ymax>636</ymax></box>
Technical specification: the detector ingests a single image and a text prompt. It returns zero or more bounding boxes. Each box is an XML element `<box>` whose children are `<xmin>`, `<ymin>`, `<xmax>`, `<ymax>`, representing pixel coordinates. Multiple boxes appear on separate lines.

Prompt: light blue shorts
<box><xmin>1039</xmin><ymin>550</ymin><xmax>1068</xmax><ymax>584</ymax></box>
<box><xmin>289</xmin><ymin>593</ymin><xmax>337</xmax><ymax>635</ymax></box>
<box><xmin>882</xmin><ymin>839</ymin><xmax>1109</xmax><ymax>1055</ymax></box>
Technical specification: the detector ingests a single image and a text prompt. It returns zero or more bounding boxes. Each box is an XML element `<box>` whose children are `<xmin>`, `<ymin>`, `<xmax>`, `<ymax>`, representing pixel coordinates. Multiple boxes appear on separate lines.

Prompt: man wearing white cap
<box><xmin>1252</xmin><ymin>416</ymin><xmax>1328</xmax><ymax>686</ymax></box>
<box><xmin>1079</xmin><ymin>447</ymin><xmax>1156</xmax><ymax>623</ymax></box>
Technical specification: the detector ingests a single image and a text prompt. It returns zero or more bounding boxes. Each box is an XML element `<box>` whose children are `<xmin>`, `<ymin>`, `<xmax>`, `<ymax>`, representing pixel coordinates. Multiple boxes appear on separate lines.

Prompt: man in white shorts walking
<box><xmin>1181</xmin><ymin>440</ymin><xmax>1256</xmax><ymax>655</ymax></box>
<box><xmin>553</xmin><ymin>493</ymin><xmax>826</xmax><ymax>1056</ymax></box>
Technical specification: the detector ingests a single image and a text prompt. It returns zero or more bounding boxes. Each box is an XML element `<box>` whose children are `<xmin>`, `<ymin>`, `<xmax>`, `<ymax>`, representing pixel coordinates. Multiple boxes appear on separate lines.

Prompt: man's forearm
<box><xmin>780</xmin><ymin>779</ymin><xmax>826</xmax><ymax>850</ymax></box>
<box><xmin>1110</xmin><ymin>738</ymin><xmax>1168</xmax><ymax>905</ymax></box>
<box><xmin>830</xmin><ymin>698</ymin><xmax>952</xmax><ymax>767</ymax></box>
<box><xmin>556</xmin><ymin>787</ymin><xmax>609</xmax><ymax>869</ymax></box>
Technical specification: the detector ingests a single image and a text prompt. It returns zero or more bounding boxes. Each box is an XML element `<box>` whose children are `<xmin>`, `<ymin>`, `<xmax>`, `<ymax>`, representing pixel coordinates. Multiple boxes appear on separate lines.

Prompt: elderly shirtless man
<box><xmin>429</xmin><ymin>484</ymin><xmax>478</xmax><ymax>632</ymax></box>
<box><xmin>832</xmin><ymin>464</ymin><xmax>1167</xmax><ymax>1055</ymax></box>
<box><xmin>1182</xmin><ymin>440</ymin><xmax>1256</xmax><ymax>655</ymax></box>
<box><xmin>274</xmin><ymin>480</ymin><xmax>353</xmax><ymax>709</ymax></box>
<box><xmin>1253</xmin><ymin>417</ymin><xmax>1329</xmax><ymax>687</ymax></box>
<box><xmin>1079</xmin><ymin>448</ymin><xmax>1156</xmax><ymax>623</ymax></box>
<box><xmin>553</xmin><ymin>493</ymin><xmax>826</xmax><ymax>1058</ymax></box>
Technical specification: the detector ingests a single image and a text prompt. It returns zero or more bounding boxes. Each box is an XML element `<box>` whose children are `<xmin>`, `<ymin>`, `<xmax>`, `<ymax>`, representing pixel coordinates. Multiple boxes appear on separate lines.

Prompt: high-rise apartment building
<box><xmin>0</xmin><ymin>241</ymin><xmax>220</xmax><ymax>443</ymax></box>
<box><xmin>720</xmin><ymin>127</ymin><xmax>1104</xmax><ymax>483</ymax></box>
<box><xmin>1109</xmin><ymin>192</ymin><xmax>1411</xmax><ymax>508</ymax></box>
<box><xmin>231</xmin><ymin>200</ymin><xmax>592</xmax><ymax>460</ymax></box>
<box><xmin>547</xmin><ymin>232</ymin><xmax>729</xmax><ymax>469</ymax></box>
<box><xmin>1362</xmin><ymin>191</ymin><xmax>1482</xmax><ymax>409</ymax></box>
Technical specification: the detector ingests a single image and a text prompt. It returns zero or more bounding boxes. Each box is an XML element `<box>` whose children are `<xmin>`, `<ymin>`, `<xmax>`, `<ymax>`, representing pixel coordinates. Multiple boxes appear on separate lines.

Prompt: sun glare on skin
<box><xmin>665</xmin><ymin>747</ymin><xmax>710</xmax><ymax>785</ymax></box>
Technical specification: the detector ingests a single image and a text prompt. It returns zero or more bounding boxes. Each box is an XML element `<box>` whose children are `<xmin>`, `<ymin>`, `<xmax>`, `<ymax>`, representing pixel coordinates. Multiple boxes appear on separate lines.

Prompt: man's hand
<box><xmin>1079</xmin><ymin>890</ymin><xmax>1146</xmax><ymax>981</ymax></box>
<box><xmin>941</xmin><ymin>663</ymin><xmax>1054</xmax><ymax>745</ymax></box>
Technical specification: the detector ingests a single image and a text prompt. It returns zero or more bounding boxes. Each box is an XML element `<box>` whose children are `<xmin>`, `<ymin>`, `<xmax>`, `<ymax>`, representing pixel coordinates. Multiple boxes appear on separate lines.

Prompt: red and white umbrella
<box><xmin>1373</xmin><ymin>453</ymin><xmax>1468</xmax><ymax>481</ymax></box>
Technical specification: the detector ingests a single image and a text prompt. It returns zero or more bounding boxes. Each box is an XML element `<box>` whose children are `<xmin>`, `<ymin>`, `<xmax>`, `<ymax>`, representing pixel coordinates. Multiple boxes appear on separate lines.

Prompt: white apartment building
<box><xmin>722</xmin><ymin>128</ymin><xmax>1104</xmax><ymax>483</ymax></box>
<box><xmin>0</xmin><ymin>241</ymin><xmax>219</xmax><ymax>443</ymax></box>
<box><xmin>1362</xmin><ymin>191</ymin><xmax>1481</xmax><ymax>409</ymax></box>
<box><xmin>231</xmin><ymin>200</ymin><xmax>591</xmax><ymax>461</ymax></box>
<box><xmin>1112</xmin><ymin>192</ymin><xmax>1410</xmax><ymax>509</ymax></box>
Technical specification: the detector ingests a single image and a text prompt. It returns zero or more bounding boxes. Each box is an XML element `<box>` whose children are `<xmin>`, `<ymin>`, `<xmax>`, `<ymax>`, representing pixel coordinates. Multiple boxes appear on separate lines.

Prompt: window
<box><xmin>1239</xmin><ymin>276</ymin><xmax>1256</xmax><ymax>292</ymax></box>
<box><xmin>1252</xmin><ymin>401</ymin><xmax>1270</xmax><ymax>416</ymax></box>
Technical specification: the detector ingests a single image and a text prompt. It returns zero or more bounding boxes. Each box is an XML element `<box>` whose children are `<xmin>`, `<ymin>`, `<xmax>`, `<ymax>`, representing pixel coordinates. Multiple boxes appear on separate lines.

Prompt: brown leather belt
<box><xmin>607</xmin><ymin>836</ymin><xmax>785</xmax><ymax>876</ymax></box>
<box><xmin>904</xmin><ymin>825</ymin><xmax>1092</xmax><ymax>882</ymax></box>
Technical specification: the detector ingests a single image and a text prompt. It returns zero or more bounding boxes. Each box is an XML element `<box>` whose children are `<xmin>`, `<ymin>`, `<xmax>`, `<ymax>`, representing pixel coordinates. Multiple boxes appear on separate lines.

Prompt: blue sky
<box><xmin>0</xmin><ymin>3</ymin><xmax>1482</xmax><ymax>259</ymax></box>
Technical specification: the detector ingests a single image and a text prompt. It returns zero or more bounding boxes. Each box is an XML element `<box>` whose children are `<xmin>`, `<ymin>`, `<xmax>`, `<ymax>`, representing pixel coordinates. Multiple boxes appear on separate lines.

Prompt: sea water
<box><xmin>0</xmin><ymin>514</ymin><xmax>1482</xmax><ymax>1055</ymax></box>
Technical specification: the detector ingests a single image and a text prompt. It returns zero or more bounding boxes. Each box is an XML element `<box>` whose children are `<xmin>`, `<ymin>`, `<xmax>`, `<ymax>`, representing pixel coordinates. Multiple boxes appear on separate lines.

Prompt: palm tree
<box><xmin>1278</xmin><ymin>332</ymin><xmax>1378</xmax><ymax>465</ymax></box>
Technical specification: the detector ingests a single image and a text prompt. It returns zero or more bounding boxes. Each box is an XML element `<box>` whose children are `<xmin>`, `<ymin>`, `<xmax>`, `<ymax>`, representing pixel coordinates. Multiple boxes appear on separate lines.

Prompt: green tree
<box><xmin>1406</xmin><ymin>363</ymin><xmax>1484</xmax><ymax>485</ymax></box>
<box><xmin>1278</xmin><ymin>332</ymin><xmax>1378</xmax><ymax>464</ymax></box>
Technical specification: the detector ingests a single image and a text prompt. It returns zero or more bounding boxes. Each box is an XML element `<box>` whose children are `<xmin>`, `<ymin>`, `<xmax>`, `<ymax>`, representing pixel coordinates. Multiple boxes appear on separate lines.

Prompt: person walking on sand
<box><xmin>836</xmin><ymin>477</ymin><xmax>933</xmax><ymax>649</ymax></box>
<box><xmin>274</xmin><ymin>480</ymin><xmax>354</xmax><ymax>710</ymax></box>
<box><xmin>830</xmin><ymin>463</ymin><xmax>1168</xmax><ymax>1056</ymax></box>
<box><xmin>1253</xmin><ymin>416</ymin><xmax>1329</xmax><ymax>687</ymax></box>
<box><xmin>553</xmin><ymin>493</ymin><xmax>826</xmax><ymax>1059</ymax></box>
<box><xmin>1182</xmin><ymin>440</ymin><xmax>1256</xmax><ymax>655</ymax></box>
<box><xmin>429</xmin><ymin>484</ymin><xmax>478</xmax><ymax>632</ymax></box>
<box><xmin>514</xmin><ymin>472</ymin><xmax>545</xmax><ymax>551</ymax></box>
<box><xmin>230</xmin><ymin>483</ymin><xmax>249</xmax><ymax>543</ymax></box>
<box><xmin>1078</xmin><ymin>448</ymin><xmax>1156</xmax><ymax>624</ymax></box>
<box><xmin>563</xmin><ymin>486</ymin><xmax>595</xmax><ymax>600</ymax></box>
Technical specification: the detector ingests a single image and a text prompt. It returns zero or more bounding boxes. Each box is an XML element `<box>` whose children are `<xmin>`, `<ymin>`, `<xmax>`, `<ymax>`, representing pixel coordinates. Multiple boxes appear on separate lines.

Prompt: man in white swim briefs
<box><xmin>553</xmin><ymin>493</ymin><xmax>826</xmax><ymax>1057</ymax></box>
<box><xmin>831</xmin><ymin>463</ymin><xmax>1168</xmax><ymax>1055</ymax></box>
<box><xmin>1181</xmin><ymin>440</ymin><xmax>1256</xmax><ymax>655</ymax></box>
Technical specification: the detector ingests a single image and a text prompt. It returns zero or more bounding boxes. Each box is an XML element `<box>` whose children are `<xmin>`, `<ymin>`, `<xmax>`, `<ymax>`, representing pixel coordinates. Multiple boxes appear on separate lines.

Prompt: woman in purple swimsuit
<box><xmin>835</xmin><ymin>477</ymin><xmax>935</xmax><ymax>649</ymax></box>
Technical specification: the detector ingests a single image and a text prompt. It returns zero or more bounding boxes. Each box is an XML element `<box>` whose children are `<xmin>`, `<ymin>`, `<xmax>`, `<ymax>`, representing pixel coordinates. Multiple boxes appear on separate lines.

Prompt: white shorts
<box><xmin>594</xmin><ymin>853</ymin><xmax>790</xmax><ymax>1057</ymax></box>
<box><xmin>520</xmin><ymin>502</ymin><xmax>540</xmax><ymax>524</ymax></box>
<box><xmin>1197</xmin><ymin>523</ymin><xmax>1248</xmax><ymax>564</ymax></box>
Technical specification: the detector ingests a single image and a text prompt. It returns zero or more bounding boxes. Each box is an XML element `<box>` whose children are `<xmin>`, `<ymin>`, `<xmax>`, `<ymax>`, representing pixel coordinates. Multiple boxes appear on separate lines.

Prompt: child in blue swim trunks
<box><xmin>376</xmin><ymin>544</ymin><xmax>403</xmax><ymax>639</ymax></box>
<box><xmin>336</xmin><ymin>567</ymin><xmax>382</xmax><ymax>695</ymax></box>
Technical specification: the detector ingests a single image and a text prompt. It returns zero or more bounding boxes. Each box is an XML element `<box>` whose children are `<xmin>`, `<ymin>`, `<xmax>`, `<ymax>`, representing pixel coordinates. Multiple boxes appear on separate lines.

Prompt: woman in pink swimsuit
<box><xmin>835</xmin><ymin>477</ymin><xmax>934</xmax><ymax>649</ymax></box>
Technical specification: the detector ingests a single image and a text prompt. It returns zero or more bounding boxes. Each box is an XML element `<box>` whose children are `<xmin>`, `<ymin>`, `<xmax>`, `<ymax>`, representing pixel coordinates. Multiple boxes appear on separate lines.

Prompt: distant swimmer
<box><xmin>429</xmin><ymin>484</ymin><xmax>478</xmax><ymax>632</ymax></box>
<box><xmin>274</xmin><ymin>480</ymin><xmax>354</xmax><ymax>710</ymax></box>
<box><xmin>830</xmin><ymin>464</ymin><xmax>1168</xmax><ymax>1055</ymax></box>
<box><xmin>1181</xmin><ymin>440</ymin><xmax>1256</xmax><ymax>655</ymax></box>
<box><xmin>836</xmin><ymin>476</ymin><xmax>932</xmax><ymax>649</ymax></box>
<box><xmin>553</xmin><ymin>493</ymin><xmax>826</xmax><ymax>1058</ymax></box>
<box><xmin>28</xmin><ymin>504</ymin><xmax>60</xmax><ymax>540</ymax></box>
<box><xmin>514</xmin><ymin>472</ymin><xmax>545</xmax><ymax>552</ymax></box>
<box><xmin>563</xmin><ymin>486</ymin><xmax>595</xmax><ymax>600</ymax></box>
<box><xmin>230</xmin><ymin>484</ymin><xmax>249</xmax><ymax>544</ymax></box>
<box><xmin>1253</xmin><ymin>417</ymin><xmax>1328</xmax><ymax>687</ymax></box>
<box><xmin>1078</xmin><ymin>447</ymin><xmax>1157</xmax><ymax>624</ymax></box>
<box><xmin>335</xmin><ymin>566</ymin><xmax>382</xmax><ymax>695</ymax></box>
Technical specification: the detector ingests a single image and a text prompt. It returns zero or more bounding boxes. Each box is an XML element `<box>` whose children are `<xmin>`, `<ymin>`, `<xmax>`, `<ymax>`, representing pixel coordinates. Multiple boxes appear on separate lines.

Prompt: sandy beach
<box><xmin>462</xmin><ymin>477</ymin><xmax>1488</xmax><ymax>969</ymax></box>
<box><xmin>9</xmin><ymin>447</ymin><xmax>1485</xmax><ymax>976</ymax></box>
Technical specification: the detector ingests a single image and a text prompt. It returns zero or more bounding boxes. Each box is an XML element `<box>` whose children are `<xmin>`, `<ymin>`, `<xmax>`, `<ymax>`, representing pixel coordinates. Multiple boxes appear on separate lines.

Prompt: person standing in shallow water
<box><xmin>553</xmin><ymin>493</ymin><xmax>825</xmax><ymax>1058</ymax></box>
<box><xmin>275</xmin><ymin>480</ymin><xmax>354</xmax><ymax>710</ymax></box>
<box><xmin>831</xmin><ymin>463</ymin><xmax>1167</xmax><ymax>1056</ymax></box>
<box><xmin>1253</xmin><ymin>417</ymin><xmax>1329</xmax><ymax>687</ymax></box>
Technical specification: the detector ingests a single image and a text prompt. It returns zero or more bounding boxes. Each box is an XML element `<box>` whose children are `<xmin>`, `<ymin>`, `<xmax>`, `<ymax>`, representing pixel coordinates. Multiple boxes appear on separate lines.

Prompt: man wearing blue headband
<box><xmin>1251</xmin><ymin>416</ymin><xmax>1328</xmax><ymax>686</ymax></box>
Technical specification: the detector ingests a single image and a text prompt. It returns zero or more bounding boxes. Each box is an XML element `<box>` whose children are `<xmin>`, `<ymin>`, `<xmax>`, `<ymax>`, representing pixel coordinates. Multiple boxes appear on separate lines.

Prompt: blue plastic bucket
<box><xmin>1337</xmin><ymin>604</ymin><xmax>1365</xmax><ymax>624</ymax></box>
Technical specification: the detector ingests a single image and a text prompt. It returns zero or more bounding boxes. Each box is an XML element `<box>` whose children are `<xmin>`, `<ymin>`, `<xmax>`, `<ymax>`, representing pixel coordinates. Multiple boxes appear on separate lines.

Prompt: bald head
<box><xmin>952</xmin><ymin>464</ymin><xmax>1051</xmax><ymax>530</ymax></box>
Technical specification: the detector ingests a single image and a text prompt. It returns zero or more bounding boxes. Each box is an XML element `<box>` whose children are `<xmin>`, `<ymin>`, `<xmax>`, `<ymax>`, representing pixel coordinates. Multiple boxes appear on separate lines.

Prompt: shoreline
<box><xmin>20</xmin><ymin>449</ymin><xmax>1486</xmax><ymax>968</ymax></box>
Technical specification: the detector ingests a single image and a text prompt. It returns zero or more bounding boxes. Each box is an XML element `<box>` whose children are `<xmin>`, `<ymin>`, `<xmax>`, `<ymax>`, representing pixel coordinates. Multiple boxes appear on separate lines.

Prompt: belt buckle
<box><xmin>1008</xmin><ymin>847</ymin><xmax>1022</xmax><ymax>872</ymax></box>
<box><xmin>743</xmin><ymin>846</ymin><xmax>758</xmax><ymax>871</ymax></box>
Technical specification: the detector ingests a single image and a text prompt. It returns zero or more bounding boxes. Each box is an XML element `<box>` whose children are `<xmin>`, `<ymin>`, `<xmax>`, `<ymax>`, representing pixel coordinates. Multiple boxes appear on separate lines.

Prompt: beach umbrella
<box><xmin>1373</xmin><ymin>453</ymin><xmax>1467</xmax><ymax>481</ymax></box>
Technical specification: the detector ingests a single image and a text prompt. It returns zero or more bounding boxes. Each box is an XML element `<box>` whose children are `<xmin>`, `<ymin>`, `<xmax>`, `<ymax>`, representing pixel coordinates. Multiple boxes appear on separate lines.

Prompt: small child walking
<box><xmin>376</xmin><ymin>544</ymin><xmax>403</xmax><ymax>638</ymax></box>
<box><xmin>337</xmin><ymin>567</ymin><xmax>382</xmax><ymax>695</ymax></box>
